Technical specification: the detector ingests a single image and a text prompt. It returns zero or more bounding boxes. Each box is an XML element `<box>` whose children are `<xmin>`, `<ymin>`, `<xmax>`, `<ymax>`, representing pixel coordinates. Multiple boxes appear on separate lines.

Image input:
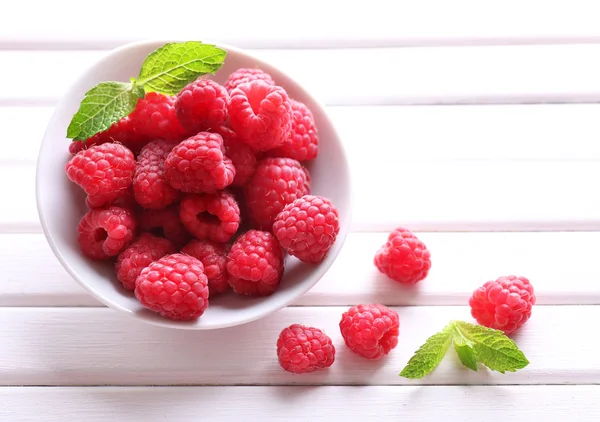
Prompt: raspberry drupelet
<box><xmin>182</xmin><ymin>239</ymin><xmax>229</xmax><ymax>295</ymax></box>
<box><xmin>133</xmin><ymin>140</ymin><xmax>179</xmax><ymax>209</ymax></box>
<box><xmin>77</xmin><ymin>206</ymin><xmax>137</xmax><ymax>260</ymax></box>
<box><xmin>179</xmin><ymin>192</ymin><xmax>241</xmax><ymax>243</ymax></box>
<box><xmin>175</xmin><ymin>79</ymin><xmax>230</xmax><ymax>134</ymax></box>
<box><xmin>277</xmin><ymin>324</ymin><xmax>336</xmax><ymax>374</ymax></box>
<box><xmin>339</xmin><ymin>304</ymin><xmax>400</xmax><ymax>359</ymax></box>
<box><xmin>469</xmin><ymin>275</ymin><xmax>536</xmax><ymax>334</ymax></box>
<box><xmin>134</xmin><ymin>253</ymin><xmax>209</xmax><ymax>321</ymax></box>
<box><xmin>374</xmin><ymin>228</ymin><xmax>431</xmax><ymax>285</ymax></box>
<box><xmin>226</xmin><ymin>230</ymin><xmax>284</xmax><ymax>296</ymax></box>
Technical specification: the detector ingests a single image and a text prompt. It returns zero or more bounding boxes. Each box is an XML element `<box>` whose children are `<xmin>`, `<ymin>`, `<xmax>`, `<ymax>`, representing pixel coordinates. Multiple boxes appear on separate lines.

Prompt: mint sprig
<box><xmin>67</xmin><ymin>41</ymin><xmax>226</xmax><ymax>141</ymax></box>
<box><xmin>400</xmin><ymin>320</ymin><xmax>529</xmax><ymax>379</ymax></box>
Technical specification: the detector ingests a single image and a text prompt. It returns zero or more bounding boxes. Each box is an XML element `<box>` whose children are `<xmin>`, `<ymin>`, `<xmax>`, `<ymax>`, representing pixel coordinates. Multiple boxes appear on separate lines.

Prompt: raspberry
<box><xmin>175</xmin><ymin>79</ymin><xmax>229</xmax><ymax>134</ymax></box>
<box><xmin>133</xmin><ymin>140</ymin><xmax>179</xmax><ymax>209</ymax></box>
<box><xmin>86</xmin><ymin>189</ymin><xmax>136</xmax><ymax>210</ymax></box>
<box><xmin>164</xmin><ymin>132</ymin><xmax>235</xmax><ymax>193</ymax></box>
<box><xmin>66</xmin><ymin>143</ymin><xmax>135</xmax><ymax>197</ymax></box>
<box><xmin>224</xmin><ymin>68</ymin><xmax>275</xmax><ymax>92</ymax></box>
<box><xmin>68</xmin><ymin>117</ymin><xmax>141</xmax><ymax>155</ymax></box>
<box><xmin>245</xmin><ymin>157</ymin><xmax>311</xmax><ymax>230</ymax></box>
<box><xmin>273</xmin><ymin>195</ymin><xmax>340</xmax><ymax>264</ymax></box>
<box><xmin>374</xmin><ymin>228</ymin><xmax>431</xmax><ymax>285</ymax></box>
<box><xmin>339</xmin><ymin>304</ymin><xmax>400</xmax><ymax>359</ymax></box>
<box><xmin>469</xmin><ymin>275</ymin><xmax>536</xmax><ymax>334</ymax></box>
<box><xmin>134</xmin><ymin>253</ymin><xmax>209</xmax><ymax>321</ymax></box>
<box><xmin>228</xmin><ymin>80</ymin><xmax>292</xmax><ymax>151</ymax></box>
<box><xmin>222</xmin><ymin>131</ymin><xmax>257</xmax><ymax>187</ymax></box>
<box><xmin>179</xmin><ymin>192</ymin><xmax>240</xmax><ymax>243</ymax></box>
<box><xmin>77</xmin><ymin>206</ymin><xmax>136</xmax><ymax>260</ymax></box>
<box><xmin>116</xmin><ymin>234</ymin><xmax>176</xmax><ymax>291</ymax></box>
<box><xmin>276</xmin><ymin>324</ymin><xmax>335</xmax><ymax>373</ymax></box>
<box><xmin>182</xmin><ymin>239</ymin><xmax>229</xmax><ymax>295</ymax></box>
<box><xmin>129</xmin><ymin>92</ymin><xmax>188</xmax><ymax>142</ymax></box>
<box><xmin>226</xmin><ymin>230</ymin><xmax>284</xmax><ymax>296</ymax></box>
<box><xmin>269</xmin><ymin>99</ymin><xmax>319</xmax><ymax>161</ymax></box>
<box><xmin>139</xmin><ymin>206</ymin><xmax>191</xmax><ymax>249</ymax></box>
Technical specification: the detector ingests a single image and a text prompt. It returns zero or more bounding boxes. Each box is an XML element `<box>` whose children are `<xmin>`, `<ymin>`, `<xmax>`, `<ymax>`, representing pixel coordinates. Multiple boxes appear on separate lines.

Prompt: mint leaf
<box><xmin>67</xmin><ymin>81</ymin><xmax>137</xmax><ymax>140</ymax></box>
<box><xmin>399</xmin><ymin>323</ymin><xmax>453</xmax><ymax>379</ymax></box>
<box><xmin>453</xmin><ymin>320</ymin><xmax>529</xmax><ymax>374</ymax></box>
<box><xmin>452</xmin><ymin>327</ymin><xmax>478</xmax><ymax>371</ymax></box>
<box><xmin>136</xmin><ymin>42</ymin><xmax>226</xmax><ymax>95</ymax></box>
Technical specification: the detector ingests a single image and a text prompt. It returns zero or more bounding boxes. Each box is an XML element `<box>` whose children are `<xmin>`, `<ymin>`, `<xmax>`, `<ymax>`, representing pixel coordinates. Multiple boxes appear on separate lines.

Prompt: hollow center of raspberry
<box><xmin>246</xmin><ymin>85</ymin><xmax>268</xmax><ymax>114</ymax></box>
<box><xmin>93</xmin><ymin>228</ymin><xmax>108</xmax><ymax>242</ymax></box>
<box><xmin>149</xmin><ymin>227</ymin><xmax>166</xmax><ymax>238</ymax></box>
<box><xmin>197</xmin><ymin>212</ymin><xmax>221</xmax><ymax>226</ymax></box>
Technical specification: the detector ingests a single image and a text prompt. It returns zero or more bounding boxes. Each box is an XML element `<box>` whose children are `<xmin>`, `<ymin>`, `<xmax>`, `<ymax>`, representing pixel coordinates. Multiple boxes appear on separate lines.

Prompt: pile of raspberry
<box><xmin>65</xmin><ymin>68</ymin><xmax>339</xmax><ymax>322</ymax></box>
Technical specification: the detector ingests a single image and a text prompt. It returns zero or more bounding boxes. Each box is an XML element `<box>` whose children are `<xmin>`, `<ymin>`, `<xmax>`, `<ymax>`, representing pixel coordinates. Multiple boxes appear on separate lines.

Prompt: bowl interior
<box><xmin>36</xmin><ymin>40</ymin><xmax>351</xmax><ymax>329</ymax></box>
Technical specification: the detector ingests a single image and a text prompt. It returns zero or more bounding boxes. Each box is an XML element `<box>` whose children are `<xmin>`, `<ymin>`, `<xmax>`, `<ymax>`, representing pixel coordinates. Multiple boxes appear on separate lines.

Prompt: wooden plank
<box><xmin>2</xmin><ymin>0</ymin><xmax>600</xmax><ymax>49</ymax></box>
<box><xmin>2</xmin><ymin>386</ymin><xmax>599</xmax><ymax>421</ymax></box>
<box><xmin>3</xmin><ymin>232</ymin><xmax>600</xmax><ymax>308</ymax></box>
<box><xmin>7</xmin><ymin>44</ymin><xmax>600</xmax><ymax>105</ymax></box>
<box><xmin>6</xmin><ymin>104</ymin><xmax>600</xmax><ymax>163</ymax></box>
<box><xmin>8</xmin><ymin>159</ymin><xmax>600</xmax><ymax>233</ymax></box>
<box><xmin>0</xmin><ymin>306</ymin><xmax>595</xmax><ymax>385</ymax></box>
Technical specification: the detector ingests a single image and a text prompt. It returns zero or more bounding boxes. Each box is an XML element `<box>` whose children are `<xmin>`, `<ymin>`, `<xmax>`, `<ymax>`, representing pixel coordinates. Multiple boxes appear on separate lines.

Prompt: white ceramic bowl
<box><xmin>36</xmin><ymin>40</ymin><xmax>352</xmax><ymax>330</ymax></box>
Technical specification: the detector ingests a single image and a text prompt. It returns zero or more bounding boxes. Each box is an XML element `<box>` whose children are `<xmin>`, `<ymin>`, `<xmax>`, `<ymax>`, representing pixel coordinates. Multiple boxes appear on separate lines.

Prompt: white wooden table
<box><xmin>3</xmin><ymin>2</ymin><xmax>600</xmax><ymax>420</ymax></box>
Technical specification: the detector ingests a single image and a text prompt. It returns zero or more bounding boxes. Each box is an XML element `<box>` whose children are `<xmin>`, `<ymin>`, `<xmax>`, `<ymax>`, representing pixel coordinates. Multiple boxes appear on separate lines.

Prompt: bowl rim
<box><xmin>35</xmin><ymin>39</ymin><xmax>353</xmax><ymax>330</ymax></box>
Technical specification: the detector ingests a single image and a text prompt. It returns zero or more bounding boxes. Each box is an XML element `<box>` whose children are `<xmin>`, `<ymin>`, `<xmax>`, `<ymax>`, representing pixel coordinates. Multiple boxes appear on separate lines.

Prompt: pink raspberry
<box><xmin>134</xmin><ymin>253</ymin><xmax>209</xmax><ymax>321</ymax></box>
<box><xmin>175</xmin><ymin>79</ymin><xmax>229</xmax><ymax>134</ymax></box>
<box><xmin>277</xmin><ymin>324</ymin><xmax>335</xmax><ymax>374</ymax></box>
<box><xmin>374</xmin><ymin>228</ymin><xmax>431</xmax><ymax>285</ymax></box>
<box><xmin>164</xmin><ymin>132</ymin><xmax>235</xmax><ymax>193</ymax></box>
<box><xmin>139</xmin><ymin>206</ymin><xmax>191</xmax><ymax>249</ymax></box>
<box><xmin>179</xmin><ymin>192</ymin><xmax>241</xmax><ymax>243</ymax></box>
<box><xmin>339</xmin><ymin>304</ymin><xmax>400</xmax><ymax>360</ymax></box>
<box><xmin>269</xmin><ymin>99</ymin><xmax>319</xmax><ymax>161</ymax></box>
<box><xmin>116</xmin><ymin>234</ymin><xmax>176</xmax><ymax>291</ymax></box>
<box><xmin>245</xmin><ymin>157</ymin><xmax>311</xmax><ymax>230</ymax></box>
<box><xmin>133</xmin><ymin>140</ymin><xmax>179</xmax><ymax>209</ymax></box>
<box><xmin>77</xmin><ymin>206</ymin><xmax>136</xmax><ymax>260</ymax></box>
<box><xmin>273</xmin><ymin>195</ymin><xmax>340</xmax><ymax>264</ymax></box>
<box><xmin>226</xmin><ymin>230</ymin><xmax>284</xmax><ymax>296</ymax></box>
<box><xmin>65</xmin><ymin>143</ymin><xmax>135</xmax><ymax>197</ymax></box>
<box><xmin>68</xmin><ymin>116</ymin><xmax>142</xmax><ymax>155</ymax></box>
<box><xmin>182</xmin><ymin>239</ymin><xmax>229</xmax><ymax>295</ymax></box>
<box><xmin>129</xmin><ymin>92</ymin><xmax>188</xmax><ymax>142</ymax></box>
<box><xmin>469</xmin><ymin>276</ymin><xmax>536</xmax><ymax>334</ymax></box>
<box><xmin>86</xmin><ymin>189</ymin><xmax>136</xmax><ymax>210</ymax></box>
<box><xmin>228</xmin><ymin>80</ymin><xmax>292</xmax><ymax>151</ymax></box>
<box><xmin>224</xmin><ymin>68</ymin><xmax>275</xmax><ymax>92</ymax></box>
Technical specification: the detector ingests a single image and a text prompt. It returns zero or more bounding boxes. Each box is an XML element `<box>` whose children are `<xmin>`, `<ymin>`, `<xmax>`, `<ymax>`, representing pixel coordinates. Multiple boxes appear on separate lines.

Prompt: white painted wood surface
<box><xmin>2</xmin><ymin>3</ymin><xmax>600</xmax><ymax>419</ymax></box>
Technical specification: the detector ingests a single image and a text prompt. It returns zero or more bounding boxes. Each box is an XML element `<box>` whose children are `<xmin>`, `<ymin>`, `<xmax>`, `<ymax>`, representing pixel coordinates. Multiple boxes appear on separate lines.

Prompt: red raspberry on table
<box><xmin>129</xmin><ymin>92</ymin><xmax>188</xmax><ymax>142</ymax></box>
<box><xmin>66</xmin><ymin>143</ymin><xmax>135</xmax><ymax>197</ymax></box>
<box><xmin>339</xmin><ymin>304</ymin><xmax>400</xmax><ymax>360</ymax></box>
<box><xmin>133</xmin><ymin>140</ymin><xmax>179</xmax><ymax>209</ymax></box>
<box><xmin>139</xmin><ymin>206</ymin><xmax>191</xmax><ymax>249</ymax></box>
<box><xmin>276</xmin><ymin>324</ymin><xmax>335</xmax><ymax>374</ymax></box>
<box><xmin>222</xmin><ymin>131</ymin><xmax>257</xmax><ymax>187</ymax></box>
<box><xmin>115</xmin><ymin>233</ymin><xmax>176</xmax><ymax>291</ymax></box>
<box><xmin>77</xmin><ymin>206</ymin><xmax>136</xmax><ymax>260</ymax></box>
<box><xmin>164</xmin><ymin>132</ymin><xmax>235</xmax><ymax>193</ymax></box>
<box><xmin>469</xmin><ymin>275</ymin><xmax>536</xmax><ymax>334</ymax></box>
<box><xmin>269</xmin><ymin>99</ymin><xmax>319</xmax><ymax>161</ymax></box>
<box><xmin>245</xmin><ymin>157</ymin><xmax>311</xmax><ymax>230</ymax></box>
<box><xmin>134</xmin><ymin>253</ymin><xmax>209</xmax><ymax>321</ymax></box>
<box><xmin>228</xmin><ymin>80</ymin><xmax>292</xmax><ymax>151</ymax></box>
<box><xmin>179</xmin><ymin>192</ymin><xmax>241</xmax><ymax>243</ymax></box>
<box><xmin>374</xmin><ymin>228</ymin><xmax>431</xmax><ymax>285</ymax></box>
<box><xmin>86</xmin><ymin>189</ymin><xmax>136</xmax><ymax>210</ymax></box>
<box><xmin>175</xmin><ymin>79</ymin><xmax>229</xmax><ymax>134</ymax></box>
<box><xmin>182</xmin><ymin>239</ymin><xmax>229</xmax><ymax>295</ymax></box>
<box><xmin>226</xmin><ymin>230</ymin><xmax>284</xmax><ymax>296</ymax></box>
<box><xmin>273</xmin><ymin>195</ymin><xmax>340</xmax><ymax>264</ymax></box>
<box><xmin>224</xmin><ymin>68</ymin><xmax>275</xmax><ymax>92</ymax></box>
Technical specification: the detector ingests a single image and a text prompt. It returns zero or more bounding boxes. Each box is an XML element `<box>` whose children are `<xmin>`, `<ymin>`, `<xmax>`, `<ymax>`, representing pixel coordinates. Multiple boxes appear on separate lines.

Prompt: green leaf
<box><xmin>452</xmin><ymin>325</ymin><xmax>478</xmax><ymax>371</ymax></box>
<box><xmin>399</xmin><ymin>323</ymin><xmax>453</xmax><ymax>379</ymax></box>
<box><xmin>136</xmin><ymin>41</ymin><xmax>226</xmax><ymax>95</ymax></box>
<box><xmin>453</xmin><ymin>320</ymin><xmax>529</xmax><ymax>374</ymax></box>
<box><xmin>66</xmin><ymin>81</ymin><xmax>137</xmax><ymax>140</ymax></box>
